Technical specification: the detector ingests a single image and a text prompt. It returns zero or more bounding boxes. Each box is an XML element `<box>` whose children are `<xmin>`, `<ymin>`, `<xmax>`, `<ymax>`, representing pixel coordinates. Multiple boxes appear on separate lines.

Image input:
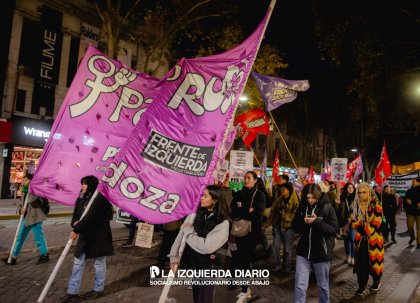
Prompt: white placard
<box><xmin>215</xmin><ymin>160</ymin><xmax>229</xmax><ymax>183</ymax></box>
<box><xmin>331</xmin><ymin>158</ymin><xmax>348</xmax><ymax>182</ymax></box>
<box><xmin>135</xmin><ymin>222</ymin><xmax>154</xmax><ymax>248</ymax></box>
<box><xmin>229</xmin><ymin>150</ymin><xmax>254</xmax><ymax>183</ymax></box>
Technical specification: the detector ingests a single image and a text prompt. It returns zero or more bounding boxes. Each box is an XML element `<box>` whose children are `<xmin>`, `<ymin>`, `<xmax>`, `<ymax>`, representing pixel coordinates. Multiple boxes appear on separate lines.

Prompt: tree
<box><xmin>312</xmin><ymin>0</ymin><xmax>420</xmax><ymax>172</ymax></box>
<box><xmin>93</xmin><ymin>0</ymin><xmax>142</xmax><ymax>58</ymax></box>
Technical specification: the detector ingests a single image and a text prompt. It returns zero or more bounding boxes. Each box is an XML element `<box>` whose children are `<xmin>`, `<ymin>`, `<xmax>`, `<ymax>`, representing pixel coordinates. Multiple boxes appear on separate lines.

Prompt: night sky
<box><xmin>235</xmin><ymin>0</ymin><xmax>420</xmax><ymax>165</ymax></box>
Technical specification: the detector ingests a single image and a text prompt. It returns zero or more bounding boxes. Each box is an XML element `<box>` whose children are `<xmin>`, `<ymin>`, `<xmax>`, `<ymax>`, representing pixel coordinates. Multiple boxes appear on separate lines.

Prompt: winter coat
<box><xmin>19</xmin><ymin>193</ymin><xmax>47</xmax><ymax>226</ymax></box>
<box><xmin>267</xmin><ymin>191</ymin><xmax>299</xmax><ymax>230</ymax></box>
<box><xmin>337</xmin><ymin>195</ymin><xmax>356</xmax><ymax>228</ymax></box>
<box><xmin>352</xmin><ymin>197</ymin><xmax>384</xmax><ymax>280</ymax></box>
<box><xmin>72</xmin><ymin>193</ymin><xmax>114</xmax><ymax>259</ymax></box>
<box><xmin>404</xmin><ymin>186</ymin><xmax>420</xmax><ymax>216</ymax></box>
<box><xmin>231</xmin><ymin>185</ymin><xmax>266</xmax><ymax>237</ymax></box>
<box><xmin>381</xmin><ymin>193</ymin><xmax>398</xmax><ymax>216</ymax></box>
<box><xmin>169</xmin><ymin>208</ymin><xmax>229</xmax><ymax>269</ymax></box>
<box><xmin>292</xmin><ymin>193</ymin><xmax>339</xmax><ymax>263</ymax></box>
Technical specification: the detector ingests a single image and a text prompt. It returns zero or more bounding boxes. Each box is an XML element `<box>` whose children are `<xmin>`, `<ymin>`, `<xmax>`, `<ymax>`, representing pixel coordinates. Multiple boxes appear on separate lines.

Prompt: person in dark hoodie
<box><xmin>292</xmin><ymin>183</ymin><xmax>339</xmax><ymax>303</ymax></box>
<box><xmin>169</xmin><ymin>185</ymin><xmax>230</xmax><ymax>303</ymax></box>
<box><xmin>61</xmin><ymin>176</ymin><xmax>114</xmax><ymax>303</ymax></box>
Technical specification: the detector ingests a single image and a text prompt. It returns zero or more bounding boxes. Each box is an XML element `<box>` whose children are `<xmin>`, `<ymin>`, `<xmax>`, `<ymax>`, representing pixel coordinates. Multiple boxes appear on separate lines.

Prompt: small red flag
<box><xmin>375</xmin><ymin>142</ymin><xmax>391</xmax><ymax>186</ymax></box>
<box><xmin>273</xmin><ymin>149</ymin><xmax>280</xmax><ymax>183</ymax></box>
<box><xmin>307</xmin><ymin>166</ymin><xmax>315</xmax><ymax>184</ymax></box>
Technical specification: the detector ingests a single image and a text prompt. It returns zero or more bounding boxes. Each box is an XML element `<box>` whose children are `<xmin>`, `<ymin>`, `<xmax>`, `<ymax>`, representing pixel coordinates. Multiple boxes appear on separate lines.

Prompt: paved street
<box><xmin>0</xmin><ymin>205</ymin><xmax>419</xmax><ymax>303</ymax></box>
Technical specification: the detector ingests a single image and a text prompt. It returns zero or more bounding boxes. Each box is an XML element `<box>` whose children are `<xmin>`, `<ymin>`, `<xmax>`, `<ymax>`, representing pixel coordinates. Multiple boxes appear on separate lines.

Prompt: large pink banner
<box><xmin>30</xmin><ymin>46</ymin><xmax>160</xmax><ymax>205</ymax></box>
<box><xmin>99</xmin><ymin>8</ymin><xmax>271</xmax><ymax>224</ymax></box>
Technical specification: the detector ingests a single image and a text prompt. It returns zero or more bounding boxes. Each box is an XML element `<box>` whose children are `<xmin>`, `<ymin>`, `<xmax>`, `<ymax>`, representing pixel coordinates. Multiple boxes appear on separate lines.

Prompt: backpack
<box><xmin>39</xmin><ymin>198</ymin><xmax>50</xmax><ymax>215</ymax></box>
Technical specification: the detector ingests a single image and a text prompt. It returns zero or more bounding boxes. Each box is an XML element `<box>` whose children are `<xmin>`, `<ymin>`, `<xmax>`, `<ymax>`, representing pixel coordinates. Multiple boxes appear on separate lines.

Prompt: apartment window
<box><xmin>15</xmin><ymin>89</ymin><xmax>26</xmax><ymax>112</ymax></box>
<box><xmin>67</xmin><ymin>36</ymin><xmax>80</xmax><ymax>87</ymax></box>
<box><xmin>18</xmin><ymin>19</ymin><xmax>41</xmax><ymax>78</ymax></box>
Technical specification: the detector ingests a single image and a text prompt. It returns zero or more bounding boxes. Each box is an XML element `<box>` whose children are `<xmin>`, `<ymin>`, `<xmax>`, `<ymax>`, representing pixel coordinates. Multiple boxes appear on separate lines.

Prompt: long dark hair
<box><xmin>340</xmin><ymin>182</ymin><xmax>356</xmax><ymax>202</ymax></box>
<box><xmin>206</xmin><ymin>185</ymin><xmax>230</xmax><ymax>222</ymax></box>
<box><xmin>301</xmin><ymin>183</ymin><xmax>323</xmax><ymax>204</ymax></box>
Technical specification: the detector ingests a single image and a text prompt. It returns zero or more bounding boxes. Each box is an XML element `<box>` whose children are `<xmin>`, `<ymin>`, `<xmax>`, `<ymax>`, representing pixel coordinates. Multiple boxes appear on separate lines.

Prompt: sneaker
<box><xmin>82</xmin><ymin>290</ymin><xmax>104</xmax><ymax>300</ymax></box>
<box><xmin>37</xmin><ymin>254</ymin><xmax>50</xmax><ymax>264</ymax></box>
<box><xmin>350</xmin><ymin>257</ymin><xmax>354</xmax><ymax>266</ymax></box>
<box><xmin>409</xmin><ymin>237</ymin><xmax>415</xmax><ymax>245</ymax></box>
<box><xmin>2</xmin><ymin>257</ymin><xmax>17</xmax><ymax>265</ymax></box>
<box><xmin>346</xmin><ymin>256</ymin><xmax>351</xmax><ymax>265</ymax></box>
<box><xmin>60</xmin><ymin>293</ymin><xmax>79</xmax><ymax>303</ymax></box>
<box><xmin>370</xmin><ymin>281</ymin><xmax>381</xmax><ymax>291</ymax></box>
<box><xmin>356</xmin><ymin>287</ymin><xmax>367</xmax><ymax>297</ymax></box>
<box><xmin>122</xmin><ymin>241</ymin><xmax>133</xmax><ymax>248</ymax></box>
<box><xmin>384</xmin><ymin>238</ymin><xmax>389</xmax><ymax>244</ymax></box>
<box><xmin>235</xmin><ymin>292</ymin><xmax>248</xmax><ymax>303</ymax></box>
<box><xmin>392</xmin><ymin>237</ymin><xmax>397</xmax><ymax>244</ymax></box>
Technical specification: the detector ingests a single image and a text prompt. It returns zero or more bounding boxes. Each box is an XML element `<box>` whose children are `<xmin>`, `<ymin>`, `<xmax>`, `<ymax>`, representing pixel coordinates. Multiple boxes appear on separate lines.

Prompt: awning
<box><xmin>0</xmin><ymin>121</ymin><xmax>12</xmax><ymax>143</ymax></box>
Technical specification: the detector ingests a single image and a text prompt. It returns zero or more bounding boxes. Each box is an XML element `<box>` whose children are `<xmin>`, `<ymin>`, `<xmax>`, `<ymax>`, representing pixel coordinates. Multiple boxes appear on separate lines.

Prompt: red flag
<box><xmin>273</xmin><ymin>149</ymin><xmax>280</xmax><ymax>183</ymax></box>
<box><xmin>234</xmin><ymin>108</ymin><xmax>270</xmax><ymax>147</ymax></box>
<box><xmin>375</xmin><ymin>142</ymin><xmax>391</xmax><ymax>186</ymax></box>
<box><xmin>307</xmin><ymin>166</ymin><xmax>315</xmax><ymax>183</ymax></box>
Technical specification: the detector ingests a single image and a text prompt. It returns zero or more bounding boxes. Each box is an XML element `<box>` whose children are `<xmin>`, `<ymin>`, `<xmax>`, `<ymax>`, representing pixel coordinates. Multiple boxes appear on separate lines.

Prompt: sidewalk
<box><xmin>0</xmin><ymin>198</ymin><xmax>73</xmax><ymax>220</ymax></box>
<box><xmin>0</xmin><ymin>213</ymin><xmax>419</xmax><ymax>302</ymax></box>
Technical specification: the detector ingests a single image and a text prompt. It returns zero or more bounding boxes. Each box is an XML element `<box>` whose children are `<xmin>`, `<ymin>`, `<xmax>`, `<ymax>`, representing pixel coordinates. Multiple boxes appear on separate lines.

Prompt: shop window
<box><xmin>16</xmin><ymin>89</ymin><xmax>26</xmax><ymax>112</ymax></box>
<box><xmin>9</xmin><ymin>146</ymin><xmax>43</xmax><ymax>198</ymax></box>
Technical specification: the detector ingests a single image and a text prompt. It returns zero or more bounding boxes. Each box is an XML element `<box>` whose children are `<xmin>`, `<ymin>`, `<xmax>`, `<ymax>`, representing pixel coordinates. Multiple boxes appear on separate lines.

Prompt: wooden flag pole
<box><xmin>37</xmin><ymin>190</ymin><xmax>99</xmax><ymax>303</ymax></box>
<box><xmin>249</xmin><ymin>146</ymin><xmax>261</xmax><ymax>167</ymax></box>
<box><xmin>269</xmin><ymin>111</ymin><xmax>305</xmax><ymax>182</ymax></box>
<box><xmin>158</xmin><ymin>214</ymin><xmax>196</xmax><ymax>303</ymax></box>
<box><xmin>6</xmin><ymin>192</ymin><xmax>30</xmax><ymax>264</ymax></box>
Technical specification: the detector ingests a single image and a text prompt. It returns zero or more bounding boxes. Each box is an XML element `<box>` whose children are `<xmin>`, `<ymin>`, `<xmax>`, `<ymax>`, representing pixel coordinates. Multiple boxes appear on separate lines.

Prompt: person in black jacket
<box><xmin>292</xmin><ymin>183</ymin><xmax>339</xmax><ymax>303</ymax></box>
<box><xmin>61</xmin><ymin>176</ymin><xmax>114</xmax><ymax>303</ymax></box>
<box><xmin>230</xmin><ymin>171</ymin><xmax>266</xmax><ymax>303</ymax></box>
<box><xmin>381</xmin><ymin>185</ymin><xmax>398</xmax><ymax>243</ymax></box>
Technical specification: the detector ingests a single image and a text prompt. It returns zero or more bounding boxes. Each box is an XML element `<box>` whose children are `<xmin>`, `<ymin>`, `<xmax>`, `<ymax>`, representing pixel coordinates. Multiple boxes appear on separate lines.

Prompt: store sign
<box><xmin>10</xmin><ymin>116</ymin><xmax>53</xmax><ymax>148</ymax></box>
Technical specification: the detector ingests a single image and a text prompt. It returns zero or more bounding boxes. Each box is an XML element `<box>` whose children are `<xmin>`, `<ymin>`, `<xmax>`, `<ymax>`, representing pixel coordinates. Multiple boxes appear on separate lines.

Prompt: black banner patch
<box><xmin>142</xmin><ymin>131</ymin><xmax>214</xmax><ymax>177</ymax></box>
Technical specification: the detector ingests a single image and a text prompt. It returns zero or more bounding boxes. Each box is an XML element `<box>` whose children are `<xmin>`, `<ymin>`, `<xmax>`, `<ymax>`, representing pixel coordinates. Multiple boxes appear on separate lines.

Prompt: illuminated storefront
<box><xmin>3</xmin><ymin>116</ymin><xmax>53</xmax><ymax>198</ymax></box>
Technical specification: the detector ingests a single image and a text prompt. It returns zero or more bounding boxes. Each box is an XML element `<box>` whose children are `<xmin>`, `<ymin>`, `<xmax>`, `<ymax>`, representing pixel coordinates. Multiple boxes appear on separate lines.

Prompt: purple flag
<box><xmin>29</xmin><ymin>46</ymin><xmax>160</xmax><ymax>205</ymax></box>
<box><xmin>98</xmin><ymin>8</ymin><xmax>272</xmax><ymax>224</ymax></box>
<box><xmin>353</xmin><ymin>154</ymin><xmax>364</xmax><ymax>182</ymax></box>
<box><xmin>252</xmin><ymin>72</ymin><xmax>310</xmax><ymax>111</ymax></box>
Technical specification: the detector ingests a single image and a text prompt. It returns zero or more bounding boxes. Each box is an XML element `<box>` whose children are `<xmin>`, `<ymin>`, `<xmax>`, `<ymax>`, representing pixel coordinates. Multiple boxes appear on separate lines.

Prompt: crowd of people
<box><xmin>2</xmin><ymin>172</ymin><xmax>420</xmax><ymax>303</ymax></box>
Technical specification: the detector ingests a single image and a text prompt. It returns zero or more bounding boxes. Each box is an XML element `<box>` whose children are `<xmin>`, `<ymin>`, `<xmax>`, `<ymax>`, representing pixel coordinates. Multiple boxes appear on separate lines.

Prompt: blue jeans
<box><xmin>343</xmin><ymin>228</ymin><xmax>355</xmax><ymax>257</ymax></box>
<box><xmin>13</xmin><ymin>219</ymin><xmax>48</xmax><ymax>257</ymax></box>
<box><xmin>67</xmin><ymin>253</ymin><xmax>106</xmax><ymax>294</ymax></box>
<box><xmin>294</xmin><ymin>255</ymin><xmax>330</xmax><ymax>303</ymax></box>
<box><xmin>280</xmin><ymin>228</ymin><xmax>295</xmax><ymax>270</ymax></box>
<box><xmin>272</xmin><ymin>226</ymin><xmax>282</xmax><ymax>267</ymax></box>
<box><xmin>272</xmin><ymin>226</ymin><xmax>295</xmax><ymax>270</ymax></box>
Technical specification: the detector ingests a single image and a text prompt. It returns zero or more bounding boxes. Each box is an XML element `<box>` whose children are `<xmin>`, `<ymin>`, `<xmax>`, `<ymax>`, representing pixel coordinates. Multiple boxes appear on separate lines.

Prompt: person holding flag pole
<box><xmin>38</xmin><ymin>0</ymin><xmax>277</xmax><ymax>302</ymax></box>
<box><xmin>3</xmin><ymin>174</ymin><xmax>49</xmax><ymax>266</ymax></box>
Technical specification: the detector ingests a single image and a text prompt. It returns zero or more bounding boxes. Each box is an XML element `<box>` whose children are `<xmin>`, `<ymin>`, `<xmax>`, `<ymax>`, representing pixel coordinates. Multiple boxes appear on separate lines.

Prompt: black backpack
<box><xmin>39</xmin><ymin>198</ymin><xmax>50</xmax><ymax>215</ymax></box>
